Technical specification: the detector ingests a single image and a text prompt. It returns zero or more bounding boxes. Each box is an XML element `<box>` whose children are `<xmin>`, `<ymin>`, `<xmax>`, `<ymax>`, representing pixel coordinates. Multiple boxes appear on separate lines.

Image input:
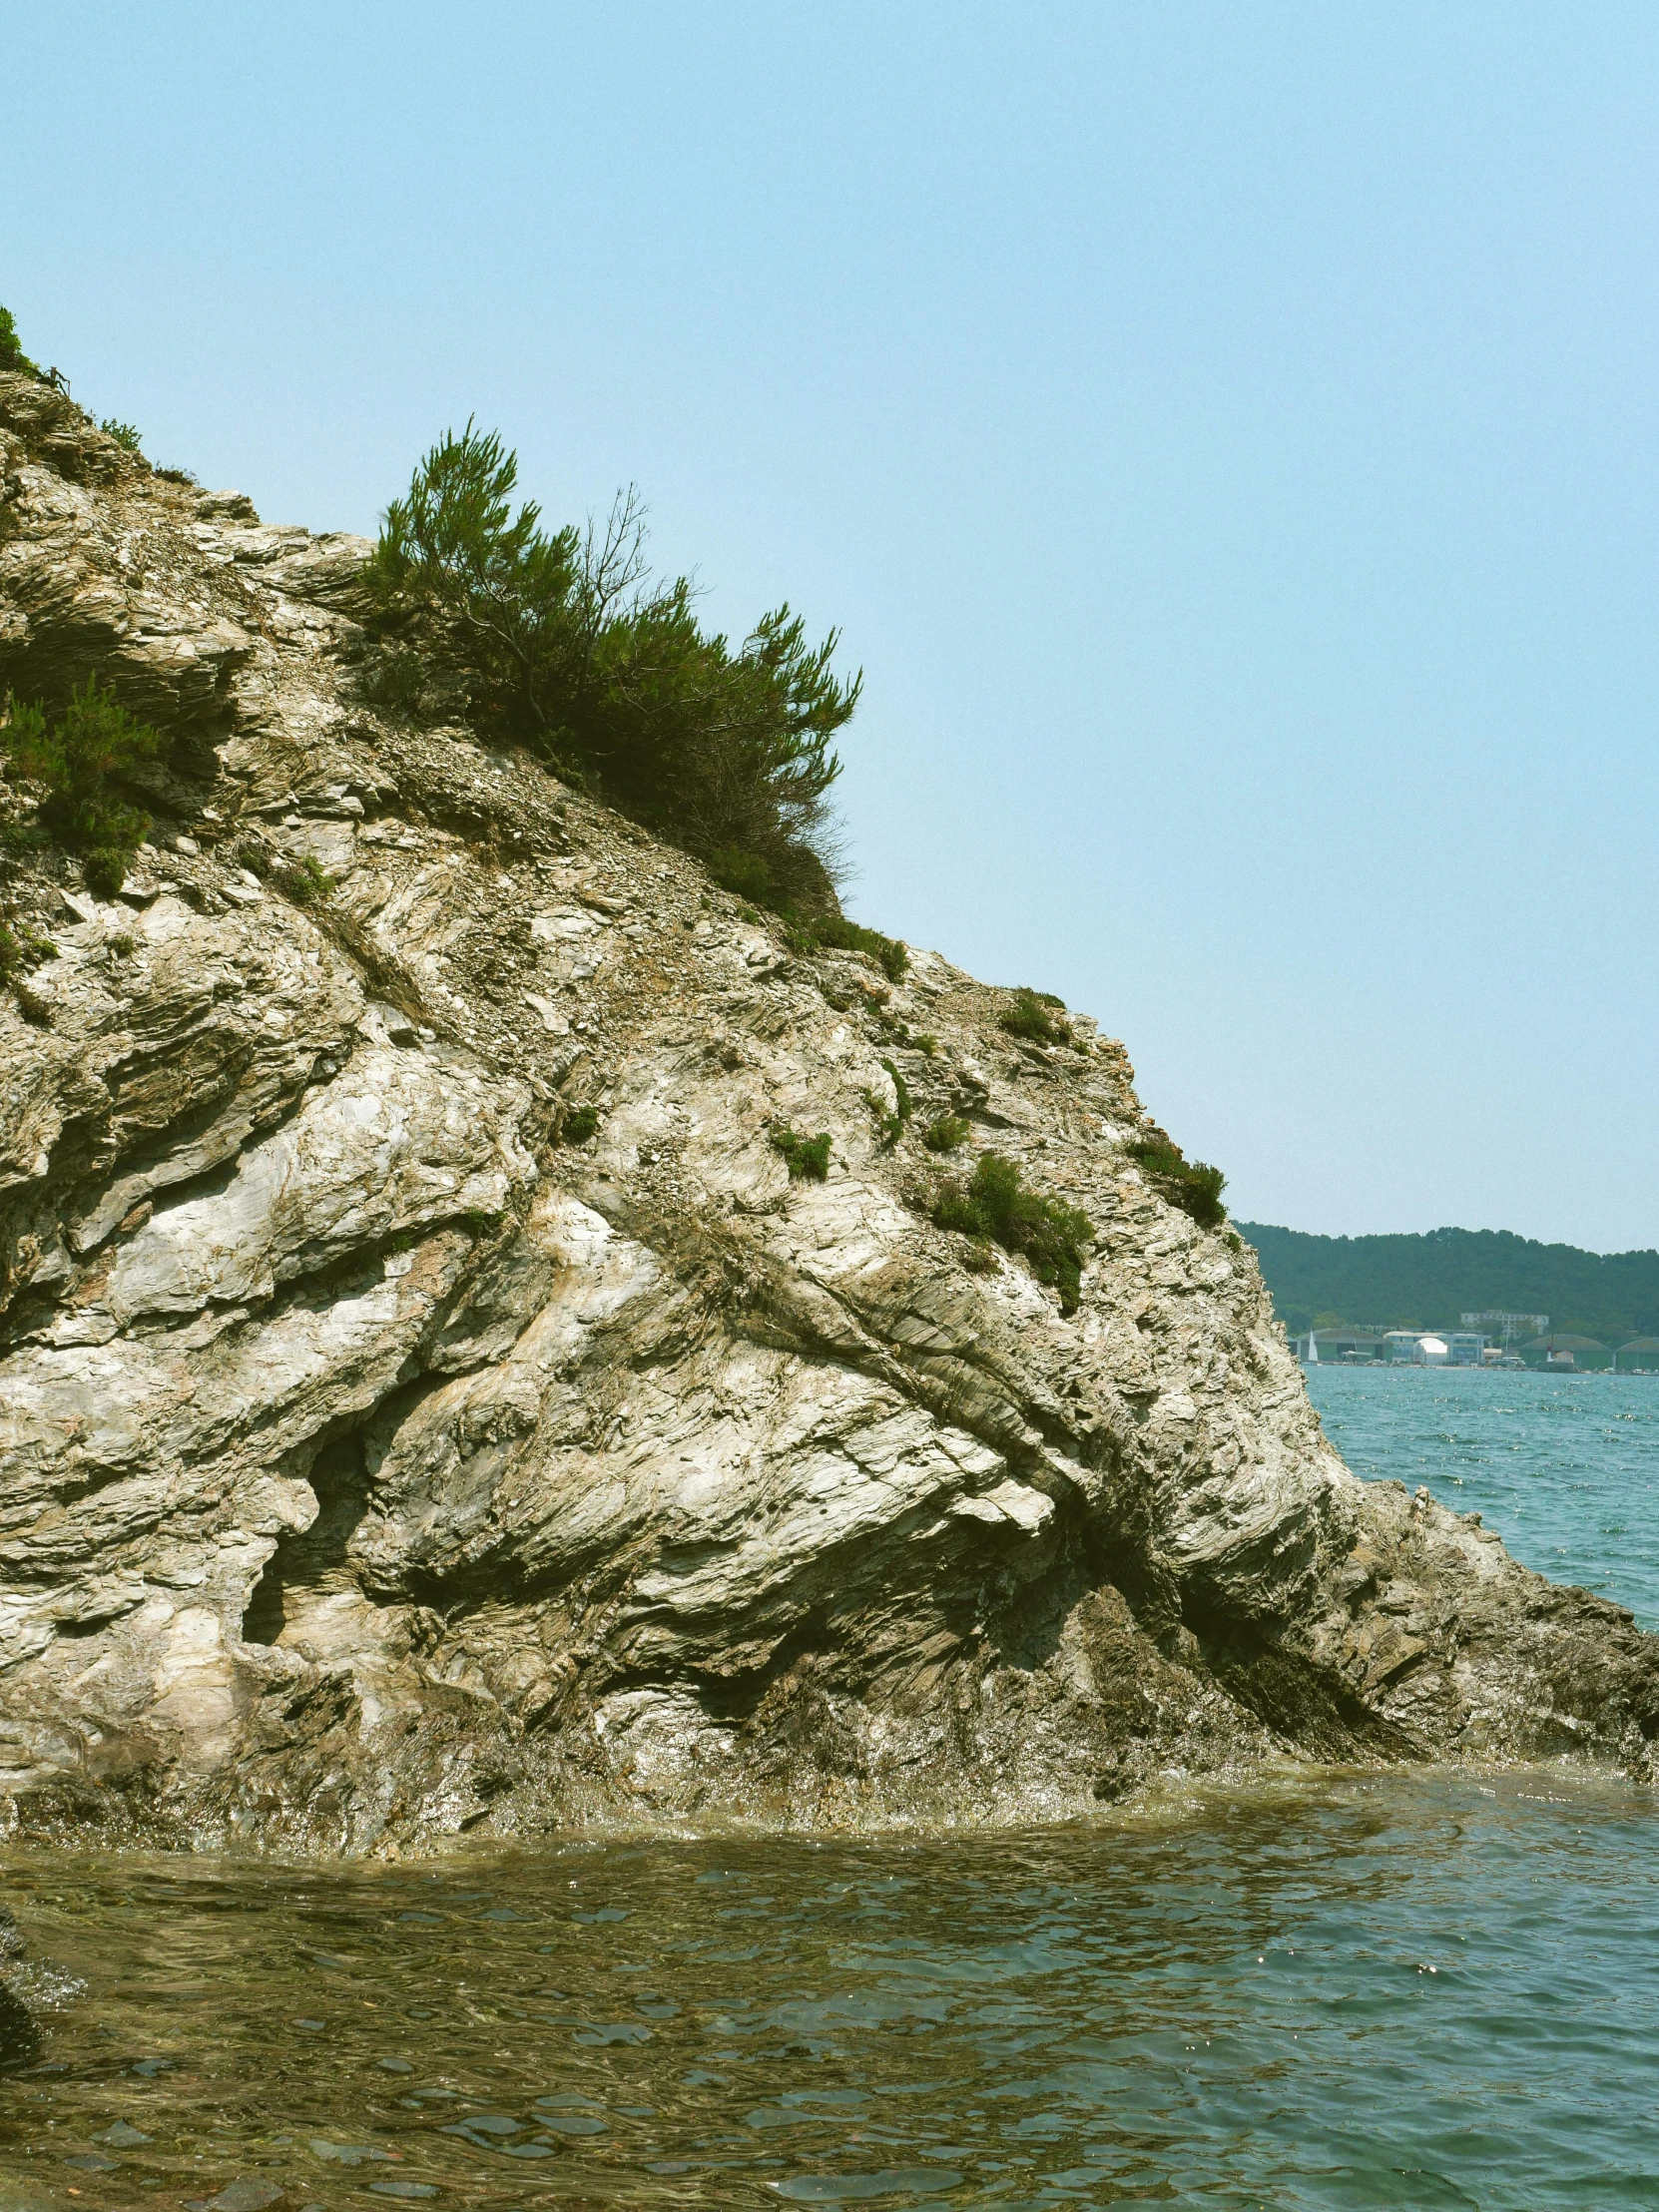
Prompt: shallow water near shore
<box><xmin>2</xmin><ymin>1374</ymin><xmax>1656</xmax><ymax>2209</ymax></box>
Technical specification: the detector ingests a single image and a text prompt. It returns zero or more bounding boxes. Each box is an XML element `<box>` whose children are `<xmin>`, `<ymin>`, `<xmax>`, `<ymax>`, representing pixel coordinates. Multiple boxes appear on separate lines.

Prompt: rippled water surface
<box><xmin>3</xmin><ymin>1373</ymin><xmax>1656</xmax><ymax>2209</ymax></box>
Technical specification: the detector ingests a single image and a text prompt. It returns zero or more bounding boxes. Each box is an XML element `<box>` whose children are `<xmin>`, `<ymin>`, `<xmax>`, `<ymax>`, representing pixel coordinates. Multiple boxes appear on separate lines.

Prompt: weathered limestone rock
<box><xmin>0</xmin><ymin>370</ymin><xmax>1655</xmax><ymax>1853</ymax></box>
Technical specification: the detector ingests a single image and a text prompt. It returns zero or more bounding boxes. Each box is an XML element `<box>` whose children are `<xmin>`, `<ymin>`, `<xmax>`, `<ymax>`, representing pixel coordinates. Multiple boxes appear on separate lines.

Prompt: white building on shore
<box><xmin>1383</xmin><ymin>1330</ymin><xmax>1486</xmax><ymax>1367</ymax></box>
<box><xmin>1293</xmin><ymin>1328</ymin><xmax>1486</xmax><ymax>1366</ymax></box>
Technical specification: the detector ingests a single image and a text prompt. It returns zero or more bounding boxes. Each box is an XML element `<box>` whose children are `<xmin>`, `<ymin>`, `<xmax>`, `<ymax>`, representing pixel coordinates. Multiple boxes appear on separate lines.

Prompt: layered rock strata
<box><xmin>0</xmin><ymin>372</ymin><xmax>1654</xmax><ymax>1853</ymax></box>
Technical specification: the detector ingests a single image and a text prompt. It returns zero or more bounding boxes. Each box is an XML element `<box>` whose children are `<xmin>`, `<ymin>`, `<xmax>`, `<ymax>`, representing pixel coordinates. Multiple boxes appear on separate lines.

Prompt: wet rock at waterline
<box><xmin>0</xmin><ymin>368</ymin><xmax>1656</xmax><ymax>1853</ymax></box>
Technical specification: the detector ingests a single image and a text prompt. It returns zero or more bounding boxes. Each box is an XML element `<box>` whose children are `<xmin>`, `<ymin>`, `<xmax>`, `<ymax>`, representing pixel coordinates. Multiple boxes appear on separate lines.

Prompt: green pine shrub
<box><xmin>1125</xmin><ymin>1137</ymin><xmax>1228</xmax><ymax>1231</ymax></box>
<box><xmin>0</xmin><ymin>305</ymin><xmax>38</xmax><ymax>377</ymax></box>
<box><xmin>772</xmin><ymin>1125</ymin><xmax>831</xmax><ymax>1180</ymax></box>
<box><xmin>923</xmin><ymin>1112</ymin><xmax>970</xmax><ymax>1153</ymax></box>
<box><xmin>1000</xmin><ymin>988</ymin><xmax>1072</xmax><ymax>1046</ymax></box>
<box><xmin>2</xmin><ymin>678</ymin><xmax>161</xmax><ymax>896</ymax></box>
<box><xmin>100</xmin><ymin>418</ymin><xmax>143</xmax><ymax>454</ymax></box>
<box><xmin>561</xmin><ymin>1104</ymin><xmax>601</xmax><ymax>1144</ymax></box>
<box><xmin>931</xmin><ymin>1151</ymin><xmax>1094</xmax><ymax>1314</ymax></box>
<box><xmin>364</xmin><ymin>425</ymin><xmax>858</xmax><ymax>911</ymax></box>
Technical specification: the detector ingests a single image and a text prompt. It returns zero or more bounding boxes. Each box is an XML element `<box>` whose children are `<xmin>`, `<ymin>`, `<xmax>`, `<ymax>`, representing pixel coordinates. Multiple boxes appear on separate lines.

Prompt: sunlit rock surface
<box><xmin>1</xmin><ymin>371</ymin><xmax>1655</xmax><ymax>1853</ymax></box>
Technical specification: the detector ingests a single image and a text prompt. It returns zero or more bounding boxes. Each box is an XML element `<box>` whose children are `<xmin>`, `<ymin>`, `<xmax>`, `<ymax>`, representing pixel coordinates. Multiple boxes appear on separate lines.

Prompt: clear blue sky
<box><xmin>7</xmin><ymin>4</ymin><xmax>1655</xmax><ymax>1250</ymax></box>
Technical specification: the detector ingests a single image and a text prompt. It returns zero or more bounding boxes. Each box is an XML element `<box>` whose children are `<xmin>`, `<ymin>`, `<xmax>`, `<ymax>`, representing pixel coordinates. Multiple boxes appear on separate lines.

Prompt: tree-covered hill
<box><xmin>1235</xmin><ymin>1223</ymin><xmax>1659</xmax><ymax>1346</ymax></box>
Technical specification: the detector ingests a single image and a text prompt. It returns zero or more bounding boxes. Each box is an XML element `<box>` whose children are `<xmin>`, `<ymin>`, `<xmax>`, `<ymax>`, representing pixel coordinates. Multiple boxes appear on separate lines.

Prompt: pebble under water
<box><xmin>1</xmin><ymin>1372</ymin><xmax>1656</xmax><ymax>2209</ymax></box>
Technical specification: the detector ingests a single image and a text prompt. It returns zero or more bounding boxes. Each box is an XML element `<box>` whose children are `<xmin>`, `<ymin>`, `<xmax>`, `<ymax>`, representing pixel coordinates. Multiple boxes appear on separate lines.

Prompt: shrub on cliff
<box><xmin>1</xmin><ymin>679</ymin><xmax>161</xmax><ymax>895</ymax></box>
<box><xmin>1000</xmin><ymin>988</ymin><xmax>1072</xmax><ymax>1046</ymax></box>
<box><xmin>772</xmin><ymin>1125</ymin><xmax>831</xmax><ymax>1180</ymax></box>
<box><xmin>1125</xmin><ymin>1136</ymin><xmax>1227</xmax><ymax>1231</ymax></box>
<box><xmin>931</xmin><ymin>1151</ymin><xmax>1093</xmax><ymax>1313</ymax></box>
<box><xmin>364</xmin><ymin>424</ymin><xmax>857</xmax><ymax>911</ymax></box>
<box><xmin>0</xmin><ymin>305</ymin><xmax>38</xmax><ymax>377</ymax></box>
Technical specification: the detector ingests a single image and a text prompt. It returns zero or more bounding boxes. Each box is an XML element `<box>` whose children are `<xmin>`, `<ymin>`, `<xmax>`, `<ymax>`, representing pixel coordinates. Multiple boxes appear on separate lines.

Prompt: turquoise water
<box><xmin>2</xmin><ymin>1373</ymin><xmax>1656</xmax><ymax>2208</ymax></box>
<box><xmin>1307</xmin><ymin>1366</ymin><xmax>1659</xmax><ymax>1629</ymax></box>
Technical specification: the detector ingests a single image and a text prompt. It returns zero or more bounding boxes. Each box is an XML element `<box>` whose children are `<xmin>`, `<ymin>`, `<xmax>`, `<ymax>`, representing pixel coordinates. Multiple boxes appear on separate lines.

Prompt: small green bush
<box><xmin>708</xmin><ymin>845</ymin><xmax>905</xmax><ymax>983</ymax></box>
<box><xmin>0</xmin><ymin>305</ymin><xmax>38</xmax><ymax>377</ymax></box>
<box><xmin>924</xmin><ymin>1112</ymin><xmax>970</xmax><ymax>1153</ymax></box>
<box><xmin>708</xmin><ymin>846</ymin><xmax>775</xmax><ymax>905</ymax></box>
<box><xmin>1000</xmin><ymin>987</ymin><xmax>1072</xmax><ymax>1046</ymax></box>
<box><xmin>100</xmin><ymin>418</ymin><xmax>143</xmax><ymax>454</ymax></box>
<box><xmin>561</xmin><ymin>1104</ymin><xmax>601</xmax><ymax>1144</ymax></box>
<box><xmin>772</xmin><ymin>1125</ymin><xmax>831</xmax><ymax>1181</ymax></box>
<box><xmin>1125</xmin><ymin>1137</ymin><xmax>1228</xmax><ymax>1231</ymax></box>
<box><xmin>864</xmin><ymin>1056</ymin><xmax>911</xmax><ymax>1149</ymax></box>
<box><xmin>0</xmin><ymin>916</ymin><xmax>55</xmax><ymax>983</ymax></box>
<box><xmin>931</xmin><ymin>1151</ymin><xmax>1093</xmax><ymax>1314</ymax></box>
<box><xmin>799</xmin><ymin>912</ymin><xmax>907</xmax><ymax>982</ymax></box>
<box><xmin>281</xmin><ymin>855</ymin><xmax>335</xmax><ymax>904</ymax></box>
<box><xmin>2</xmin><ymin>678</ymin><xmax>161</xmax><ymax>895</ymax></box>
<box><xmin>915</xmin><ymin>1032</ymin><xmax>938</xmax><ymax>1057</ymax></box>
<box><xmin>882</xmin><ymin>1056</ymin><xmax>910</xmax><ymax>1121</ymax></box>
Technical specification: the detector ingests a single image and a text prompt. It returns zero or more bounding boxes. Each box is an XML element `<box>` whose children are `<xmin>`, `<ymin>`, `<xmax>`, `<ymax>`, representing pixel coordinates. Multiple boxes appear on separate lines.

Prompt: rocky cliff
<box><xmin>0</xmin><ymin>371</ymin><xmax>1654</xmax><ymax>1854</ymax></box>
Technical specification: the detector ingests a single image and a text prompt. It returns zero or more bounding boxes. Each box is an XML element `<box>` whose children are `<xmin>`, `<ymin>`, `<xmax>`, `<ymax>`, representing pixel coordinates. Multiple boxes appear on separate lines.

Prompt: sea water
<box><xmin>2</xmin><ymin>1373</ymin><xmax>1655</xmax><ymax>2209</ymax></box>
<box><xmin>1306</xmin><ymin>1365</ymin><xmax>1659</xmax><ymax>1629</ymax></box>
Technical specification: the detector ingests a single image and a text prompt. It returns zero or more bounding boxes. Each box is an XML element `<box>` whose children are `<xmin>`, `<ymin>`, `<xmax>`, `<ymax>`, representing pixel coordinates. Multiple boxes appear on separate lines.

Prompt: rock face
<box><xmin>0</xmin><ymin>373</ymin><xmax>1655</xmax><ymax>1853</ymax></box>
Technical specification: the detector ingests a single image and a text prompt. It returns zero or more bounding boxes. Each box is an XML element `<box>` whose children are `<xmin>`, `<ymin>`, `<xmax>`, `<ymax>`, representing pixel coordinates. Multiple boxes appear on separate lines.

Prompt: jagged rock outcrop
<box><xmin>1</xmin><ymin>372</ymin><xmax>1655</xmax><ymax>1853</ymax></box>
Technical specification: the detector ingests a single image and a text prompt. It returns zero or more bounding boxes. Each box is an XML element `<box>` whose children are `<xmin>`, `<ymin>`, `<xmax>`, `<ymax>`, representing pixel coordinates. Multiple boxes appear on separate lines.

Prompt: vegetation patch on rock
<box><xmin>363</xmin><ymin>424</ymin><xmax>858</xmax><ymax>916</ymax></box>
<box><xmin>1125</xmin><ymin>1137</ymin><xmax>1228</xmax><ymax>1231</ymax></box>
<box><xmin>1000</xmin><ymin>987</ymin><xmax>1072</xmax><ymax>1046</ymax></box>
<box><xmin>772</xmin><ymin>1125</ymin><xmax>831</xmax><ymax>1180</ymax></box>
<box><xmin>1</xmin><ymin>677</ymin><xmax>162</xmax><ymax>896</ymax></box>
<box><xmin>0</xmin><ymin>304</ymin><xmax>39</xmax><ymax>378</ymax></box>
<box><xmin>931</xmin><ymin>1151</ymin><xmax>1094</xmax><ymax>1313</ymax></box>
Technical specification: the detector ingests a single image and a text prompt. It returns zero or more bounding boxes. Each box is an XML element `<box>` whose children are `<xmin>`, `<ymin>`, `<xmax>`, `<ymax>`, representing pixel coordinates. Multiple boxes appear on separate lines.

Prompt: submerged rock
<box><xmin>0</xmin><ymin>371</ymin><xmax>1655</xmax><ymax>1853</ymax></box>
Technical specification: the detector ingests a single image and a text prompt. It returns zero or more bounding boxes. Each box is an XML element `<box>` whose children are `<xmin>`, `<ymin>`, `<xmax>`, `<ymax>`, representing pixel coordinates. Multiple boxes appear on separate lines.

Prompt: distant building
<box><xmin>1521</xmin><ymin>1335</ymin><xmax>1608</xmax><ymax>1372</ymax></box>
<box><xmin>1615</xmin><ymin>1338</ymin><xmax>1659</xmax><ymax>1373</ymax></box>
<box><xmin>1294</xmin><ymin>1327</ymin><xmax>1485</xmax><ymax>1366</ymax></box>
<box><xmin>1292</xmin><ymin>1327</ymin><xmax>1388</xmax><ymax>1363</ymax></box>
<box><xmin>1461</xmin><ymin>1311</ymin><xmax>1547</xmax><ymax>1346</ymax></box>
<box><xmin>1382</xmin><ymin>1330</ymin><xmax>1486</xmax><ymax>1367</ymax></box>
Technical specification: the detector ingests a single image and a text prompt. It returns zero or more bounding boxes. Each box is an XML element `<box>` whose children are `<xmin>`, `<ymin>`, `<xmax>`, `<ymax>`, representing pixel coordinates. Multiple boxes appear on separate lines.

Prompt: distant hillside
<box><xmin>1236</xmin><ymin>1223</ymin><xmax>1659</xmax><ymax>1346</ymax></box>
